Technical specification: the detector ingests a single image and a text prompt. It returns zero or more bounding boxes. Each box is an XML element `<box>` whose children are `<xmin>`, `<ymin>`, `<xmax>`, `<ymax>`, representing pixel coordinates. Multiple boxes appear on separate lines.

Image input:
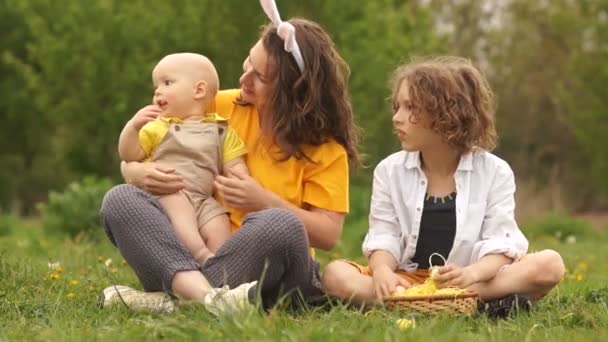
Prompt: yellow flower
<box><xmin>48</xmin><ymin>273</ymin><xmax>60</xmax><ymax>280</ymax></box>
<box><xmin>70</xmin><ymin>279</ymin><xmax>79</xmax><ymax>286</ymax></box>
<box><xmin>396</xmin><ymin>318</ymin><xmax>415</xmax><ymax>330</ymax></box>
<box><xmin>55</xmin><ymin>266</ymin><xmax>64</xmax><ymax>273</ymax></box>
<box><xmin>576</xmin><ymin>274</ymin><xmax>583</xmax><ymax>281</ymax></box>
<box><xmin>579</xmin><ymin>262</ymin><xmax>588</xmax><ymax>270</ymax></box>
<box><xmin>67</xmin><ymin>293</ymin><xmax>76</xmax><ymax>299</ymax></box>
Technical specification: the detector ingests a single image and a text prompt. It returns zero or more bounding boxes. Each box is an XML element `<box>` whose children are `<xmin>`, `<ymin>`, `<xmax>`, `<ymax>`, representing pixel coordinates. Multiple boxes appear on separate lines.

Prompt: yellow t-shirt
<box><xmin>139</xmin><ymin>114</ymin><xmax>246</xmax><ymax>162</ymax></box>
<box><xmin>209</xmin><ymin>89</ymin><xmax>350</xmax><ymax>232</ymax></box>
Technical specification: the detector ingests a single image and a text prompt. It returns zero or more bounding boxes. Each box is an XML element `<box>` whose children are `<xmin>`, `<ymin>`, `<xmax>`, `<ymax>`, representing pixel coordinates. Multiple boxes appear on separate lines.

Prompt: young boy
<box><xmin>118</xmin><ymin>53</ymin><xmax>247</xmax><ymax>265</ymax></box>
<box><xmin>321</xmin><ymin>56</ymin><xmax>565</xmax><ymax>318</ymax></box>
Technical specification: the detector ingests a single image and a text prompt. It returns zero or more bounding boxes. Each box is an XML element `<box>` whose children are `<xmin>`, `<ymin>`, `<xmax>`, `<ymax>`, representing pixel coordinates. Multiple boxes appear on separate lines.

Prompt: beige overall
<box><xmin>151</xmin><ymin>121</ymin><xmax>227</xmax><ymax>226</ymax></box>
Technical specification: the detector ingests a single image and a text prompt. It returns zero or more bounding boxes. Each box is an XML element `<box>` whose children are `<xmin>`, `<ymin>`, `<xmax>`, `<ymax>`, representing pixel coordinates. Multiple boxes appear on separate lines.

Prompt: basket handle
<box><xmin>429</xmin><ymin>252</ymin><xmax>447</xmax><ymax>269</ymax></box>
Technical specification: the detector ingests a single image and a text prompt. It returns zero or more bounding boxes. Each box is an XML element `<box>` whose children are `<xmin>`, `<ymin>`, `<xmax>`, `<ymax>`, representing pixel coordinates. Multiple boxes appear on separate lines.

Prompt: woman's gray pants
<box><xmin>100</xmin><ymin>184</ymin><xmax>324</xmax><ymax>309</ymax></box>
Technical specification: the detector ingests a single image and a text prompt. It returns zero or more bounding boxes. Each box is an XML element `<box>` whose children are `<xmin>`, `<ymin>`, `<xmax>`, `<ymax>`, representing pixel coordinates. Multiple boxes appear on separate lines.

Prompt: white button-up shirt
<box><xmin>362</xmin><ymin>150</ymin><xmax>528</xmax><ymax>271</ymax></box>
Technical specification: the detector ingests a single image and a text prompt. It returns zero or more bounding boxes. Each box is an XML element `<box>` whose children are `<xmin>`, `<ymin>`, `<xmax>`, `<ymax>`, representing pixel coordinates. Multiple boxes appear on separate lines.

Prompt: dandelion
<box><xmin>396</xmin><ymin>318</ymin><xmax>415</xmax><ymax>330</ymax></box>
<box><xmin>577</xmin><ymin>274</ymin><xmax>583</xmax><ymax>281</ymax></box>
<box><xmin>48</xmin><ymin>261</ymin><xmax>61</xmax><ymax>270</ymax></box>
<box><xmin>70</xmin><ymin>279</ymin><xmax>79</xmax><ymax>286</ymax></box>
<box><xmin>55</xmin><ymin>266</ymin><xmax>64</xmax><ymax>273</ymax></box>
<box><xmin>565</xmin><ymin>235</ymin><xmax>577</xmax><ymax>244</ymax></box>
<box><xmin>48</xmin><ymin>273</ymin><xmax>60</xmax><ymax>280</ymax></box>
<box><xmin>67</xmin><ymin>293</ymin><xmax>76</xmax><ymax>299</ymax></box>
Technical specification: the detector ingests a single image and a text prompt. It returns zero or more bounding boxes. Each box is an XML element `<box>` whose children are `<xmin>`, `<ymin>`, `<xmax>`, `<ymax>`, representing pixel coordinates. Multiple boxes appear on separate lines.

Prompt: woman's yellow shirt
<box><xmin>209</xmin><ymin>89</ymin><xmax>349</xmax><ymax>232</ymax></box>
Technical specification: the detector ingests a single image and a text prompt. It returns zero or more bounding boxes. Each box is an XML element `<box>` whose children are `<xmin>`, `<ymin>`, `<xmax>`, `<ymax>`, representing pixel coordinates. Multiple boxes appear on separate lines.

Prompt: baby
<box><xmin>118</xmin><ymin>53</ymin><xmax>247</xmax><ymax>265</ymax></box>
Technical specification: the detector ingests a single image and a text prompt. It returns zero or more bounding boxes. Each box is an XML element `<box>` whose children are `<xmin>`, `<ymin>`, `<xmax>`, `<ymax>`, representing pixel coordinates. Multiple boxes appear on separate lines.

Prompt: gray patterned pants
<box><xmin>100</xmin><ymin>184</ymin><xmax>324</xmax><ymax>309</ymax></box>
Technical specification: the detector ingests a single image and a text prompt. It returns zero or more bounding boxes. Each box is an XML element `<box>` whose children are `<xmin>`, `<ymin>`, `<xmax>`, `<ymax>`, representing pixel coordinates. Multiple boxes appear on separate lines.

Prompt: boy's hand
<box><xmin>130</xmin><ymin>105</ymin><xmax>161</xmax><ymax>131</ymax></box>
<box><xmin>371</xmin><ymin>265</ymin><xmax>411</xmax><ymax>300</ymax></box>
<box><xmin>433</xmin><ymin>264</ymin><xmax>478</xmax><ymax>289</ymax></box>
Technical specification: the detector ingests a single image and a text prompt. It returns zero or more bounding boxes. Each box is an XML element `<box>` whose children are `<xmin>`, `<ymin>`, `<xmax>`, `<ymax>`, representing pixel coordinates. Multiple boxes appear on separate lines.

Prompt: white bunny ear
<box><xmin>259</xmin><ymin>0</ymin><xmax>282</xmax><ymax>25</ymax></box>
<box><xmin>258</xmin><ymin>0</ymin><xmax>305</xmax><ymax>73</ymax></box>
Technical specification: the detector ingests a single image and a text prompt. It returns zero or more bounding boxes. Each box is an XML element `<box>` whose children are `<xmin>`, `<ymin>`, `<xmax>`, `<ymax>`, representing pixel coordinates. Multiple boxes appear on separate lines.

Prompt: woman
<box><xmin>99</xmin><ymin>17</ymin><xmax>360</xmax><ymax>314</ymax></box>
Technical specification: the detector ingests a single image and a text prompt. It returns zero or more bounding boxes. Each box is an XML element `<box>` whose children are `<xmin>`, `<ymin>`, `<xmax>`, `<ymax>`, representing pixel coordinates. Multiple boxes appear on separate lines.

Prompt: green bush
<box><xmin>0</xmin><ymin>214</ymin><xmax>19</xmax><ymax>237</ymax></box>
<box><xmin>521</xmin><ymin>213</ymin><xmax>602</xmax><ymax>242</ymax></box>
<box><xmin>37</xmin><ymin>176</ymin><xmax>115</xmax><ymax>239</ymax></box>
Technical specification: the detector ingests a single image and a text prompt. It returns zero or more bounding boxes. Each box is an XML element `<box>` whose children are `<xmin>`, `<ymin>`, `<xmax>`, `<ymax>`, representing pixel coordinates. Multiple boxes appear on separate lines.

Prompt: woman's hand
<box><xmin>214</xmin><ymin>167</ymin><xmax>273</xmax><ymax>212</ymax></box>
<box><xmin>372</xmin><ymin>265</ymin><xmax>411</xmax><ymax>300</ymax></box>
<box><xmin>121</xmin><ymin>161</ymin><xmax>185</xmax><ymax>195</ymax></box>
<box><xmin>433</xmin><ymin>264</ymin><xmax>478</xmax><ymax>289</ymax></box>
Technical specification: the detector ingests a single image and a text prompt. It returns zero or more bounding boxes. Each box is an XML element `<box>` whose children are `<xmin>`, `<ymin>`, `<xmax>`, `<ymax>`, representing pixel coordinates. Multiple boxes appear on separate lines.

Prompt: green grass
<box><xmin>1</xmin><ymin>216</ymin><xmax>608</xmax><ymax>341</ymax></box>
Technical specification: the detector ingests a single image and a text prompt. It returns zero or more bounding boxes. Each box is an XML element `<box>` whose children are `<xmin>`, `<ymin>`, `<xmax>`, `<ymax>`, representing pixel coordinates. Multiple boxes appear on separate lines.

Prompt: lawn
<box><xmin>1</xmin><ymin>215</ymin><xmax>608</xmax><ymax>341</ymax></box>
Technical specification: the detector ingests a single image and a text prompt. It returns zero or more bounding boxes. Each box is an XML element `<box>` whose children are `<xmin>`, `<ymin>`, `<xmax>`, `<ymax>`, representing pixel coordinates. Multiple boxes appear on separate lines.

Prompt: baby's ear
<box><xmin>194</xmin><ymin>80</ymin><xmax>208</xmax><ymax>99</ymax></box>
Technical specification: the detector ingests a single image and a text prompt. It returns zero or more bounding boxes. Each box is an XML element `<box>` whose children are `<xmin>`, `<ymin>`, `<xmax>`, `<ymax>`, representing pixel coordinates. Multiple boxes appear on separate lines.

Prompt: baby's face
<box><xmin>151</xmin><ymin>58</ymin><xmax>197</xmax><ymax>118</ymax></box>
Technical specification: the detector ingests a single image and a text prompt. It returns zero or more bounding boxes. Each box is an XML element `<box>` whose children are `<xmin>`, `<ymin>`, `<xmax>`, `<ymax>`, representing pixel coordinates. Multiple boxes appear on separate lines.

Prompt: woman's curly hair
<box><xmin>254</xmin><ymin>18</ymin><xmax>361</xmax><ymax>167</ymax></box>
<box><xmin>391</xmin><ymin>56</ymin><xmax>497</xmax><ymax>153</ymax></box>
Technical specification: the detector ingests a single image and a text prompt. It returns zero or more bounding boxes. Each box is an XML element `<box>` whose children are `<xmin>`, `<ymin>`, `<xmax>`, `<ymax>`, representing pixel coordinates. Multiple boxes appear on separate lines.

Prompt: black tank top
<box><xmin>411</xmin><ymin>192</ymin><xmax>457</xmax><ymax>269</ymax></box>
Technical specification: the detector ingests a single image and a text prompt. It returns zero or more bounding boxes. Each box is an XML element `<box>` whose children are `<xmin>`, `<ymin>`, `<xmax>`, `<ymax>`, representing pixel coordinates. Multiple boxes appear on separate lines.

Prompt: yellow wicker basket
<box><xmin>383</xmin><ymin>291</ymin><xmax>478</xmax><ymax>315</ymax></box>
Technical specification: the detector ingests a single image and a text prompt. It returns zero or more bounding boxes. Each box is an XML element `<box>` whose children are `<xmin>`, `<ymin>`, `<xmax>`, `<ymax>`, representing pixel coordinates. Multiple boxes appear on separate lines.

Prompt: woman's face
<box><xmin>392</xmin><ymin>80</ymin><xmax>442</xmax><ymax>152</ymax></box>
<box><xmin>239</xmin><ymin>40</ymin><xmax>274</xmax><ymax>109</ymax></box>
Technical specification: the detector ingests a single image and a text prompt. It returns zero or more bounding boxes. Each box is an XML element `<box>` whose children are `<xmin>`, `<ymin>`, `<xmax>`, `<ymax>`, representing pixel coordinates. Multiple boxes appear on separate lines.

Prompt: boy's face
<box><xmin>151</xmin><ymin>57</ymin><xmax>198</xmax><ymax>118</ymax></box>
<box><xmin>392</xmin><ymin>80</ymin><xmax>442</xmax><ymax>152</ymax></box>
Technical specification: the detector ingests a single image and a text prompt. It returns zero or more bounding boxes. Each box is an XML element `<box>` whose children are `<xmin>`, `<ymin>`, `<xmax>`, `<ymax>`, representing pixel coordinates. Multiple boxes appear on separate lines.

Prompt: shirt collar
<box><xmin>403</xmin><ymin>150</ymin><xmax>474</xmax><ymax>171</ymax></box>
<box><xmin>158</xmin><ymin>113</ymin><xmax>227</xmax><ymax>124</ymax></box>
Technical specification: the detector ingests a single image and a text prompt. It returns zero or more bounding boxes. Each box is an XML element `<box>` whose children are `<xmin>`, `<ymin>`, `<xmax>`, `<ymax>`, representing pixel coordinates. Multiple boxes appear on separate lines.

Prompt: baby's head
<box><xmin>152</xmin><ymin>53</ymin><xmax>219</xmax><ymax>118</ymax></box>
<box><xmin>391</xmin><ymin>56</ymin><xmax>497</xmax><ymax>153</ymax></box>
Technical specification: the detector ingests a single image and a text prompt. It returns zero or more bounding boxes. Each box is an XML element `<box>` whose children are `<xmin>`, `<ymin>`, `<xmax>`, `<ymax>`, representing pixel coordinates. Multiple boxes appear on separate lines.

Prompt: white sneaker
<box><xmin>203</xmin><ymin>281</ymin><xmax>258</xmax><ymax>316</ymax></box>
<box><xmin>98</xmin><ymin>285</ymin><xmax>175</xmax><ymax>314</ymax></box>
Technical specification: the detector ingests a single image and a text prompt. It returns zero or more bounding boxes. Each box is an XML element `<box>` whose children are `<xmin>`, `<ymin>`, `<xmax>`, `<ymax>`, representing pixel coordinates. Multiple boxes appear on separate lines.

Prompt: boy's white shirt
<box><xmin>362</xmin><ymin>150</ymin><xmax>529</xmax><ymax>271</ymax></box>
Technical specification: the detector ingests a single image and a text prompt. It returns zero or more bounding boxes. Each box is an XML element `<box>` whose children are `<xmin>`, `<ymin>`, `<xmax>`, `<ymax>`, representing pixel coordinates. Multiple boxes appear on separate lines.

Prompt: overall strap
<box><xmin>216</xmin><ymin>121</ymin><xmax>228</xmax><ymax>175</ymax></box>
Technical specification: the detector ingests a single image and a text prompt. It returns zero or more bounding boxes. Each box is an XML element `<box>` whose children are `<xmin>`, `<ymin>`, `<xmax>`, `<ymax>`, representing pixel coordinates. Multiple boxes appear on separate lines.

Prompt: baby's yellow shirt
<box><xmin>139</xmin><ymin>114</ymin><xmax>246</xmax><ymax>162</ymax></box>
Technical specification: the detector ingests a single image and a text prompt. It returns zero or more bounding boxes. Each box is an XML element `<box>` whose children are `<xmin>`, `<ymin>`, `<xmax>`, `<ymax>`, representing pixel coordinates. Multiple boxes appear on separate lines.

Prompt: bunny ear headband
<box><xmin>259</xmin><ymin>0</ymin><xmax>305</xmax><ymax>73</ymax></box>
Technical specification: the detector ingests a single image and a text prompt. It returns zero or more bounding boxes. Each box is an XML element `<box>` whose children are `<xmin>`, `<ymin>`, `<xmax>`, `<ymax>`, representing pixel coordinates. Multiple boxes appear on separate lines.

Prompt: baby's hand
<box><xmin>130</xmin><ymin>105</ymin><xmax>161</xmax><ymax>131</ymax></box>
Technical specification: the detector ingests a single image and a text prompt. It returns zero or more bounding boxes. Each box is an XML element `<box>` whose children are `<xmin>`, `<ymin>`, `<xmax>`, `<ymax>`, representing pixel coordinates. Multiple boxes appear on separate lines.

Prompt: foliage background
<box><xmin>1</xmin><ymin>1</ymin><xmax>608</xmax><ymax>340</ymax></box>
<box><xmin>1</xmin><ymin>0</ymin><xmax>607</xmax><ymax>220</ymax></box>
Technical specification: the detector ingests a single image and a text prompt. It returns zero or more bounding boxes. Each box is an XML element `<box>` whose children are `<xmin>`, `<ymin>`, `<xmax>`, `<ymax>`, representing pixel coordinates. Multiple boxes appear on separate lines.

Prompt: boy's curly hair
<box><xmin>391</xmin><ymin>56</ymin><xmax>497</xmax><ymax>153</ymax></box>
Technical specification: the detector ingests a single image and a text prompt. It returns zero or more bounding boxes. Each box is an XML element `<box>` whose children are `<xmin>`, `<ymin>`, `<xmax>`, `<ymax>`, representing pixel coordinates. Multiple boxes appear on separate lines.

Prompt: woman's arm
<box><xmin>264</xmin><ymin>193</ymin><xmax>344</xmax><ymax>251</ymax></box>
<box><xmin>214</xmin><ymin>169</ymin><xmax>343</xmax><ymax>250</ymax></box>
